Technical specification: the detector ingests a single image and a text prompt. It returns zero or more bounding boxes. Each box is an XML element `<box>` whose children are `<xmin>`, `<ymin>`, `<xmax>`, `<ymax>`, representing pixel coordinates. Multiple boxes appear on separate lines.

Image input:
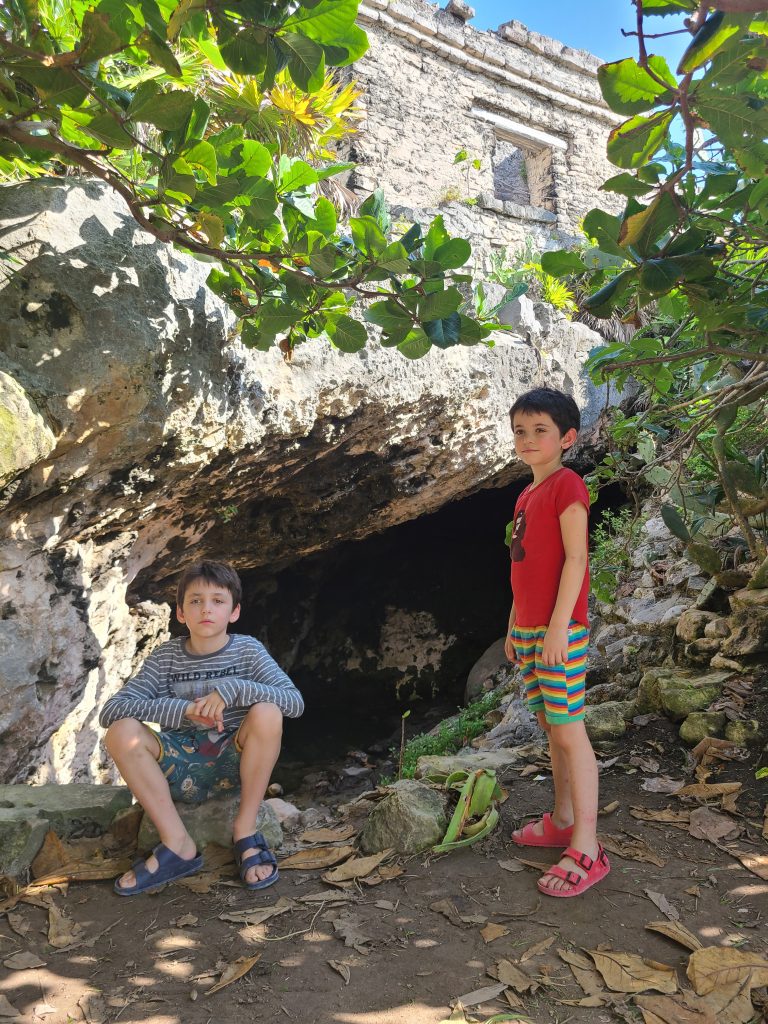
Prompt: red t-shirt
<box><xmin>509</xmin><ymin>467</ymin><xmax>590</xmax><ymax>628</ymax></box>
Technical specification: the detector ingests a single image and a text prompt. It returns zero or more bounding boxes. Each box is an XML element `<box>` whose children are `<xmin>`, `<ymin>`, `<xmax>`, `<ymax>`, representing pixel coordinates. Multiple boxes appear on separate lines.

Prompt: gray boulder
<box><xmin>0</xmin><ymin>809</ymin><xmax>50</xmax><ymax>877</ymax></box>
<box><xmin>359</xmin><ymin>779</ymin><xmax>448</xmax><ymax>854</ymax></box>
<box><xmin>415</xmin><ymin>749</ymin><xmax>524</xmax><ymax>778</ymax></box>
<box><xmin>721</xmin><ymin>609</ymin><xmax>768</xmax><ymax>657</ymax></box>
<box><xmin>138</xmin><ymin>795</ymin><xmax>282</xmax><ymax>852</ymax></box>
<box><xmin>585</xmin><ymin>702</ymin><xmax>629</xmax><ymax>742</ymax></box>
<box><xmin>676</xmin><ymin>609</ymin><xmax>719</xmax><ymax>643</ymax></box>
<box><xmin>464</xmin><ymin>637</ymin><xmax>516</xmax><ymax>703</ymax></box>
<box><xmin>0</xmin><ymin>783</ymin><xmax>132</xmax><ymax>837</ymax></box>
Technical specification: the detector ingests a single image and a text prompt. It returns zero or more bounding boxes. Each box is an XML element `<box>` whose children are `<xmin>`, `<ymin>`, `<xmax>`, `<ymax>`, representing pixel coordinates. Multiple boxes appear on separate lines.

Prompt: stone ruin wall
<box><xmin>346</xmin><ymin>0</ymin><xmax>623</xmax><ymax>272</ymax></box>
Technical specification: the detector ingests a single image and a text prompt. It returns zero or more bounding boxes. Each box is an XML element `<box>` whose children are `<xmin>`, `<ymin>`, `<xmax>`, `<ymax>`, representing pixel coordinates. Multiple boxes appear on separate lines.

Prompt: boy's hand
<box><xmin>504</xmin><ymin>634</ymin><xmax>518</xmax><ymax>664</ymax></box>
<box><xmin>184</xmin><ymin>703</ymin><xmax>216</xmax><ymax>728</ymax></box>
<box><xmin>541</xmin><ymin>625</ymin><xmax>570</xmax><ymax>667</ymax></box>
<box><xmin>191</xmin><ymin>690</ymin><xmax>226</xmax><ymax>732</ymax></box>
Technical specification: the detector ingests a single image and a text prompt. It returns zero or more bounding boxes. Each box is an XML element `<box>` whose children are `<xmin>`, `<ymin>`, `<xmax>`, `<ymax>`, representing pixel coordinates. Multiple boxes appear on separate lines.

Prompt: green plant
<box><xmin>394</xmin><ymin>690</ymin><xmax>503</xmax><ymax>780</ymax></box>
<box><xmin>0</xmin><ymin>0</ymin><xmax>494</xmax><ymax>360</ymax></box>
<box><xmin>540</xmin><ymin>3</ymin><xmax>768</xmax><ymax>585</ymax></box>
<box><xmin>590</xmin><ymin>507</ymin><xmax>641</xmax><ymax>604</ymax></box>
<box><xmin>488</xmin><ymin>241</ymin><xmax>578</xmax><ymax>316</ymax></box>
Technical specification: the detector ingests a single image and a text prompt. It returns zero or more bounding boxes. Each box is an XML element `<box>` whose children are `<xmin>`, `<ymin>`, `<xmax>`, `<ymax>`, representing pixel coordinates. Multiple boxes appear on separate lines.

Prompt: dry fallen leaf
<box><xmin>430</xmin><ymin>899</ymin><xmax>464</xmax><ymax>927</ymax></box>
<box><xmin>374</xmin><ymin>899</ymin><xmax>396</xmax><ymax>911</ymax></box>
<box><xmin>3</xmin><ymin>952</ymin><xmax>46</xmax><ymax>970</ymax></box>
<box><xmin>494</xmin><ymin>959</ymin><xmax>537</xmax><ymax>993</ymax></box>
<box><xmin>480</xmin><ymin>923</ymin><xmax>508</xmax><ymax>944</ymax></box>
<box><xmin>279</xmin><ymin>845</ymin><xmax>355</xmax><ymax>871</ymax></box>
<box><xmin>675</xmin><ymin>782</ymin><xmax>742</xmax><ymax>800</ymax></box>
<box><xmin>77</xmin><ymin>991</ymin><xmax>107</xmax><ymax>1024</ymax></box>
<box><xmin>360</xmin><ymin>863</ymin><xmax>404</xmax><ymax>886</ymax></box>
<box><xmin>644</xmin><ymin>890</ymin><xmax>680</xmax><ymax>922</ymax></box>
<box><xmin>726</xmin><ymin>848</ymin><xmax>768</xmax><ymax>881</ymax></box>
<box><xmin>300</xmin><ymin>826</ymin><xmax>357</xmax><ymax>843</ymax></box>
<box><xmin>0</xmin><ymin>996</ymin><xmax>20</xmax><ymax>1019</ymax></box>
<box><xmin>688</xmin><ymin>807</ymin><xmax>740</xmax><ymax>844</ymax></box>
<box><xmin>327</xmin><ymin>913</ymin><xmax>372</xmax><ymax>955</ymax></box>
<box><xmin>295</xmin><ymin>890</ymin><xmax>358</xmax><ymax>907</ymax></box>
<box><xmin>322</xmin><ymin>850</ymin><xmax>391</xmax><ymax>884</ymax></box>
<box><xmin>219</xmin><ymin>896</ymin><xmax>295</xmax><ymax>925</ymax></box>
<box><xmin>453</xmin><ymin>982</ymin><xmax>507</xmax><ymax>1008</ymax></box>
<box><xmin>599</xmin><ymin>800</ymin><xmax>620</xmax><ymax>815</ymax></box>
<box><xmin>47</xmin><ymin>905</ymin><xmax>83</xmax><ymax>948</ymax></box>
<box><xmin>599</xmin><ymin>833</ymin><xmax>665</xmax><ymax>867</ymax></box>
<box><xmin>691</xmin><ymin>736</ymin><xmax>742</xmax><ymax>765</ymax></box>
<box><xmin>629</xmin><ymin>807</ymin><xmax>690</xmax><ymax>825</ymax></box>
<box><xmin>587</xmin><ymin>949</ymin><xmax>677</xmax><ymax>994</ymax></box>
<box><xmin>645</xmin><ymin>920</ymin><xmax>702</xmax><ymax>952</ymax></box>
<box><xmin>635</xmin><ymin>993</ymin><xmax>717</xmax><ymax>1024</ymax></box>
<box><xmin>641</xmin><ymin>777</ymin><xmax>684</xmax><ymax>794</ymax></box>
<box><xmin>687</xmin><ymin>945</ymin><xmax>768</xmax><ymax>996</ymax></box>
<box><xmin>30</xmin><ymin>831</ymin><xmax>132</xmax><ymax>885</ymax></box>
<box><xmin>497</xmin><ymin>859</ymin><xmax>525</xmax><ymax>873</ymax></box>
<box><xmin>173</xmin><ymin>913</ymin><xmax>199</xmax><ymax>928</ymax></box>
<box><xmin>328</xmin><ymin>959</ymin><xmax>351</xmax><ymax>985</ymax></box>
<box><xmin>206</xmin><ymin>953</ymin><xmax>262</xmax><ymax>995</ymax></box>
<box><xmin>558</xmin><ymin>947</ymin><xmax>605</xmax><ymax>997</ymax></box>
<box><xmin>520</xmin><ymin>935</ymin><xmax>555</xmax><ymax>962</ymax></box>
<box><xmin>6</xmin><ymin>913</ymin><xmax>29</xmax><ymax>939</ymax></box>
<box><xmin>557</xmin><ymin>995</ymin><xmax>606</xmax><ymax>1007</ymax></box>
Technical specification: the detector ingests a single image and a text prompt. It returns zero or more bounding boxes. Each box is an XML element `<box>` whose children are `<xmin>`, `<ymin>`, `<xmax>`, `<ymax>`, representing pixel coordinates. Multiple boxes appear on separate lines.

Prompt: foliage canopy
<box><xmin>0</xmin><ymin>0</ymin><xmax>493</xmax><ymax>358</ymax></box>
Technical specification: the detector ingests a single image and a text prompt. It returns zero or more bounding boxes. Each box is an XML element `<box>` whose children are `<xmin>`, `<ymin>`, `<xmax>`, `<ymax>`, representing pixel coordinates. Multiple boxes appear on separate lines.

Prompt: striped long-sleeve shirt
<box><xmin>99</xmin><ymin>634</ymin><xmax>304</xmax><ymax>733</ymax></box>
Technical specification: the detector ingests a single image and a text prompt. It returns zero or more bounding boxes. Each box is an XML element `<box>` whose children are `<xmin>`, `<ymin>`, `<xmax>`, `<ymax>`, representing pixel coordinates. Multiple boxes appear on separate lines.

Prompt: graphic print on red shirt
<box><xmin>510</xmin><ymin>467</ymin><xmax>590</xmax><ymax>628</ymax></box>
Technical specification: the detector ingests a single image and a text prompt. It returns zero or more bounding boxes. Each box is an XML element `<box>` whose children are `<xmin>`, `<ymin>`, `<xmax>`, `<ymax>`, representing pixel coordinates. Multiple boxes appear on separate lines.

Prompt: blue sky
<box><xmin>470</xmin><ymin>1</ymin><xmax>688</xmax><ymax>69</ymax></box>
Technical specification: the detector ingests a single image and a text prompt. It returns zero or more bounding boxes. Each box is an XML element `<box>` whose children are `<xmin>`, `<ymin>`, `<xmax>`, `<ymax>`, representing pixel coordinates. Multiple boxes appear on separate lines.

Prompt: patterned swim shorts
<box><xmin>510</xmin><ymin>621</ymin><xmax>589</xmax><ymax>725</ymax></box>
<box><xmin>153</xmin><ymin>727</ymin><xmax>242</xmax><ymax>804</ymax></box>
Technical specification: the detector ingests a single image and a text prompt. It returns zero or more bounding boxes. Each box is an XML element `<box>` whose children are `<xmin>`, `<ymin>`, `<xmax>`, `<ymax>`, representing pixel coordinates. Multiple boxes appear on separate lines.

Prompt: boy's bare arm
<box><xmin>542</xmin><ymin>502</ymin><xmax>588</xmax><ymax>667</ymax></box>
<box><xmin>505</xmin><ymin>601</ymin><xmax>517</xmax><ymax>663</ymax></box>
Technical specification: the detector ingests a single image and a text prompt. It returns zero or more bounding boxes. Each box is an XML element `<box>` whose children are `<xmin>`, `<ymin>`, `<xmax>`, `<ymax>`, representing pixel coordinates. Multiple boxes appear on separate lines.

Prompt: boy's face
<box><xmin>512</xmin><ymin>410</ymin><xmax>576</xmax><ymax>469</ymax></box>
<box><xmin>177</xmin><ymin>581</ymin><xmax>240</xmax><ymax>639</ymax></box>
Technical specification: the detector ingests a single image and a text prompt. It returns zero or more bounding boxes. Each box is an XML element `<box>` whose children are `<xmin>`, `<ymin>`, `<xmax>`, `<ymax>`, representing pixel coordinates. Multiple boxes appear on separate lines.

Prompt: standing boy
<box><xmin>100</xmin><ymin>560</ymin><xmax>304</xmax><ymax>895</ymax></box>
<box><xmin>505</xmin><ymin>387</ymin><xmax>609</xmax><ymax>897</ymax></box>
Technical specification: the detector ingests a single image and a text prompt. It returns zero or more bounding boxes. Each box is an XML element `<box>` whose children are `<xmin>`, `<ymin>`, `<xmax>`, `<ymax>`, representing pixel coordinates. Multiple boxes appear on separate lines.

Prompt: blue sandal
<box><xmin>114</xmin><ymin>843</ymin><xmax>203</xmax><ymax>896</ymax></box>
<box><xmin>234</xmin><ymin>832</ymin><xmax>279</xmax><ymax>891</ymax></box>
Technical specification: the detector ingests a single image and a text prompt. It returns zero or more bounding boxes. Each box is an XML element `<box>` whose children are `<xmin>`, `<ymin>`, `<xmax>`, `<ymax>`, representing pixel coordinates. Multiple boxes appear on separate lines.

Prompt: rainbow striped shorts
<box><xmin>510</xmin><ymin>622</ymin><xmax>589</xmax><ymax>724</ymax></box>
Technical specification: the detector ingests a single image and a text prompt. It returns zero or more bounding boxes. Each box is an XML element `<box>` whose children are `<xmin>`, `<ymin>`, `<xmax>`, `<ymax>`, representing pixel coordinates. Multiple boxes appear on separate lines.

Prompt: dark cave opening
<box><xmin>169</xmin><ymin>475</ymin><xmax>630</xmax><ymax>782</ymax></box>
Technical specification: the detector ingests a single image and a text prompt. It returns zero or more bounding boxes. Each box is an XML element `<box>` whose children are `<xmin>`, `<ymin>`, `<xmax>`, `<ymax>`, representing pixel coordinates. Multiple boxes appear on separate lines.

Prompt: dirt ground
<box><xmin>2</xmin><ymin>717</ymin><xmax>767</xmax><ymax>1024</ymax></box>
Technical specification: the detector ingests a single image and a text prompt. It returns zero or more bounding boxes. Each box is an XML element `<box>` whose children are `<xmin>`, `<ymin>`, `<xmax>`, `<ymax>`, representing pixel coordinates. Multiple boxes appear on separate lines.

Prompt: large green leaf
<box><xmin>433</xmin><ymin>238</ymin><xmax>471</xmax><ymax>270</ymax></box>
<box><xmin>79</xmin><ymin>9</ymin><xmax>125</xmax><ymax>62</ymax></box>
<box><xmin>278</xmin><ymin>157</ymin><xmax>318</xmax><ymax>192</ymax></box>
<box><xmin>678</xmin><ymin>11</ymin><xmax>747</xmax><ymax>73</ymax></box>
<box><xmin>233</xmin><ymin>139</ymin><xmax>272</xmax><ymax>177</ymax></box>
<box><xmin>397</xmin><ymin>327</ymin><xmax>431</xmax><ymax>359</ymax></box>
<box><xmin>129</xmin><ymin>88</ymin><xmax>194</xmax><ymax>130</ymax></box>
<box><xmin>277</xmin><ymin>31</ymin><xmax>325</xmax><ymax>92</ymax></box>
<box><xmin>598</xmin><ymin>56</ymin><xmax>676</xmax><ymax>115</ymax></box>
<box><xmin>216</xmin><ymin>22</ymin><xmax>269</xmax><ymax>75</ymax></box>
<box><xmin>350</xmin><ymin>215</ymin><xmax>387</xmax><ymax>256</ymax></box>
<box><xmin>582</xmin><ymin>267</ymin><xmax>639</xmax><ymax>317</ymax></box>
<box><xmin>582</xmin><ymin>209</ymin><xmax>627</xmax><ymax>259</ymax></box>
<box><xmin>313</xmin><ymin>196</ymin><xmax>337</xmax><ymax>236</ymax></box>
<box><xmin>64</xmin><ymin>109</ymin><xmax>136</xmax><ymax>149</ymax></box>
<box><xmin>418</xmin><ymin>287</ymin><xmax>463</xmax><ymax>321</ymax></box>
<box><xmin>330</xmin><ymin>314</ymin><xmax>367</xmax><ymax>352</ymax></box>
<box><xmin>364</xmin><ymin>299</ymin><xmax>413</xmax><ymax>331</ymax></box>
<box><xmin>242</xmin><ymin>179</ymin><xmax>278</xmax><ymax>225</ymax></box>
<box><xmin>182</xmin><ymin>140</ymin><xmax>217</xmax><ymax>183</ymax></box>
<box><xmin>619</xmin><ymin>190</ymin><xmax>679</xmax><ymax>253</ymax></box>
<box><xmin>600</xmin><ymin>172</ymin><xmax>653</xmax><ymax>197</ymax></box>
<box><xmin>607</xmin><ymin>109</ymin><xmax>675</xmax><ymax>169</ymax></box>
<box><xmin>540</xmin><ymin>250</ymin><xmax>587</xmax><ymax>278</ymax></box>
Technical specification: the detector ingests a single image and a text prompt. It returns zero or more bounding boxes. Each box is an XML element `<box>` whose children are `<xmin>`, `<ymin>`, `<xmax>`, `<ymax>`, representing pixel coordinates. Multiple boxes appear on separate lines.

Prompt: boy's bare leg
<box><xmin>538</xmin><ymin>720</ymin><xmax>599</xmax><ymax>892</ymax></box>
<box><xmin>105</xmin><ymin>719</ymin><xmax>197</xmax><ymax>889</ymax></box>
<box><xmin>512</xmin><ymin>713</ymin><xmax>574</xmax><ymax>841</ymax></box>
<box><xmin>233</xmin><ymin>703</ymin><xmax>283</xmax><ymax>885</ymax></box>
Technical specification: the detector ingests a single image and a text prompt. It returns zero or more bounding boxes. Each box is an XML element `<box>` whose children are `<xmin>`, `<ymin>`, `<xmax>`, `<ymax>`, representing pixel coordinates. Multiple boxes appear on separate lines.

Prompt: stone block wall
<box><xmin>345</xmin><ymin>0</ymin><xmax>623</xmax><ymax>270</ymax></box>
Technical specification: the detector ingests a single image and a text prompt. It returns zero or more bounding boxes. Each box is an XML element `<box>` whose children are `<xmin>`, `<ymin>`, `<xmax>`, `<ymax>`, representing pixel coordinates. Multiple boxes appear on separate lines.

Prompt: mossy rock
<box><xmin>725</xmin><ymin>719</ymin><xmax>763</xmax><ymax>746</ymax></box>
<box><xmin>658</xmin><ymin>671</ymin><xmax>730</xmax><ymax>722</ymax></box>
<box><xmin>359</xmin><ymin>780</ymin><xmax>448</xmax><ymax>855</ymax></box>
<box><xmin>585</xmin><ymin>702</ymin><xmax>628</xmax><ymax>742</ymax></box>
<box><xmin>679</xmin><ymin>712</ymin><xmax>726</xmax><ymax>745</ymax></box>
<box><xmin>0</xmin><ymin>371</ymin><xmax>55</xmax><ymax>487</ymax></box>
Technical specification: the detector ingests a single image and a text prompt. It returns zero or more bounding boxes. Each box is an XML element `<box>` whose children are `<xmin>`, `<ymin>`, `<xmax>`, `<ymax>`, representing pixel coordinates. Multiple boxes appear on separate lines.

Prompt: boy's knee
<box><xmin>104</xmin><ymin>718</ymin><xmax>149</xmax><ymax>754</ymax></box>
<box><xmin>536</xmin><ymin>712</ymin><xmax>551</xmax><ymax>735</ymax></box>
<box><xmin>243</xmin><ymin>702</ymin><xmax>283</xmax><ymax>737</ymax></box>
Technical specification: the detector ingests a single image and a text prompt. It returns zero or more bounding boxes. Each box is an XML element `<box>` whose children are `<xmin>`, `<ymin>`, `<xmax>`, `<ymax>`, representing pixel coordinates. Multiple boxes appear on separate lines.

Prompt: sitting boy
<box><xmin>100</xmin><ymin>559</ymin><xmax>304</xmax><ymax>895</ymax></box>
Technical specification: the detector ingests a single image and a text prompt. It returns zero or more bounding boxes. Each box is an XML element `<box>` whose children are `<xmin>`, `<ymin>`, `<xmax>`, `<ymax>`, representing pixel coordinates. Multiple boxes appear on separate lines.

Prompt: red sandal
<box><xmin>511</xmin><ymin>812</ymin><xmax>574</xmax><ymax>848</ymax></box>
<box><xmin>537</xmin><ymin>844</ymin><xmax>610</xmax><ymax>898</ymax></box>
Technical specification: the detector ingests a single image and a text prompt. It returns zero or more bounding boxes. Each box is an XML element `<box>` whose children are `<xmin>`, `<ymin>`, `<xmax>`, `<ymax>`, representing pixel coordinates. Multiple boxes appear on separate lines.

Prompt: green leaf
<box><xmin>350</xmin><ymin>215</ymin><xmax>387</xmax><ymax>256</ymax></box>
<box><xmin>313</xmin><ymin>196</ymin><xmax>337</xmax><ymax>236</ymax></box>
<box><xmin>364</xmin><ymin>299</ymin><xmax>413</xmax><ymax>331</ymax></box>
<box><xmin>540</xmin><ymin>250</ymin><xmax>587</xmax><ymax>278</ymax></box>
<box><xmin>619</xmin><ymin>190</ymin><xmax>679</xmax><ymax>253</ymax></box>
<box><xmin>234</xmin><ymin>139</ymin><xmax>272</xmax><ymax>178</ymax></box>
<box><xmin>330</xmin><ymin>314</ymin><xmax>367</xmax><ymax>352</ymax></box>
<box><xmin>278</xmin><ymin>157</ymin><xmax>318</xmax><ymax>192</ymax></box>
<box><xmin>453</xmin><ymin>149</ymin><xmax>468</xmax><ymax>163</ymax></box>
<box><xmin>397</xmin><ymin>327</ymin><xmax>431</xmax><ymax>359</ymax></box>
<box><xmin>240</xmin><ymin>318</ymin><xmax>273</xmax><ymax>352</ymax></box>
<box><xmin>64</xmin><ymin>109</ymin><xmax>136</xmax><ymax>149</ymax></box>
<box><xmin>424</xmin><ymin>312</ymin><xmax>461</xmax><ymax>349</ymax></box>
<box><xmin>182</xmin><ymin>140</ymin><xmax>217</xmax><ymax>184</ymax></box>
<box><xmin>582</xmin><ymin>268</ymin><xmax>638</xmax><ymax>317</ymax></box>
<box><xmin>687</xmin><ymin>540</ymin><xmax>721</xmax><ymax>576</ymax></box>
<box><xmin>598</xmin><ymin>56</ymin><xmax>676</xmax><ymax>115</ymax></box>
<box><xmin>194</xmin><ymin>212</ymin><xmax>225</xmax><ymax>246</ymax></box>
<box><xmin>314</xmin><ymin>161</ymin><xmax>355</xmax><ymax>181</ymax></box>
<box><xmin>678</xmin><ymin>11</ymin><xmax>746</xmax><ymax>73</ymax></box>
<box><xmin>358</xmin><ymin>189</ymin><xmax>390</xmax><ymax>233</ymax></box>
<box><xmin>661</xmin><ymin>504</ymin><xmax>691</xmax><ymax>542</ymax></box>
<box><xmin>582</xmin><ymin>209</ymin><xmax>627</xmax><ymax>259</ymax></box>
<box><xmin>277</xmin><ymin>31</ymin><xmax>325</xmax><ymax>92</ymax></box>
<box><xmin>693</xmin><ymin>90</ymin><xmax>768</xmax><ymax>154</ymax></box>
<box><xmin>372</xmin><ymin>241</ymin><xmax>410</xmax><ymax>275</ymax></box>
<box><xmin>724</xmin><ymin>461</ymin><xmax>763</xmax><ymax>497</ymax></box>
<box><xmin>79</xmin><ymin>9</ymin><xmax>125</xmax><ymax>62</ymax></box>
<box><xmin>433</xmin><ymin>238</ymin><xmax>471</xmax><ymax>270</ymax></box>
<box><xmin>242</xmin><ymin>179</ymin><xmax>278</xmax><ymax>225</ymax></box>
<box><xmin>601</xmin><ymin>172</ymin><xmax>652</xmax><ymax>198</ymax></box>
<box><xmin>217</xmin><ymin>23</ymin><xmax>269</xmax><ymax>75</ymax></box>
<box><xmin>423</xmin><ymin>215</ymin><xmax>449</xmax><ymax>259</ymax></box>
<box><xmin>607</xmin><ymin>110</ymin><xmax>675</xmax><ymax>169</ymax></box>
<box><xmin>138</xmin><ymin>28</ymin><xmax>183</xmax><ymax>77</ymax></box>
<box><xmin>457</xmin><ymin>313</ymin><xmax>490</xmax><ymax>344</ymax></box>
<box><xmin>418</xmin><ymin>287</ymin><xmax>463</xmax><ymax>321</ymax></box>
<box><xmin>309</xmin><ymin>244</ymin><xmax>337</xmax><ymax>277</ymax></box>
<box><xmin>130</xmin><ymin>89</ymin><xmax>194</xmax><ymax>130</ymax></box>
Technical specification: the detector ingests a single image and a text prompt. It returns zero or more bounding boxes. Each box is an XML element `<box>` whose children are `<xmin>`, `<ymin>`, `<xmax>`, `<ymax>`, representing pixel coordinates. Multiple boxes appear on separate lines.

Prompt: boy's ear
<box><xmin>229</xmin><ymin>603</ymin><xmax>241</xmax><ymax>624</ymax></box>
<box><xmin>176</xmin><ymin>604</ymin><xmax>186</xmax><ymax>625</ymax></box>
<box><xmin>561</xmin><ymin>427</ymin><xmax>578</xmax><ymax>451</ymax></box>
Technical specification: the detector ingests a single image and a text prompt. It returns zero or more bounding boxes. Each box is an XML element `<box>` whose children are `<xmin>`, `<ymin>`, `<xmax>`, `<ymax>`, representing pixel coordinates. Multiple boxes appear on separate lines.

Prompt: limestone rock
<box><xmin>725</xmin><ymin>720</ymin><xmax>763</xmax><ymax>746</ymax></box>
<box><xmin>710</xmin><ymin>653</ymin><xmax>747</xmax><ymax>673</ymax></box>
<box><xmin>636</xmin><ymin>667</ymin><xmax>677</xmax><ymax>715</ymax></box>
<box><xmin>679</xmin><ymin>712</ymin><xmax>726</xmax><ymax>746</ymax></box>
<box><xmin>444</xmin><ymin>0</ymin><xmax>475</xmax><ymax>22</ymax></box>
<box><xmin>415</xmin><ymin>749</ymin><xmax>523</xmax><ymax>778</ymax></box>
<box><xmin>359</xmin><ymin>779</ymin><xmax>448</xmax><ymax>854</ymax></box>
<box><xmin>0</xmin><ymin>180</ymin><xmax>612</xmax><ymax>784</ymax></box>
<box><xmin>138</xmin><ymin>796</ymin><xmax>282</xmax><ymax>852</ymax></box>
<box><xmin>676</xmin><ymin>610</ymin><xmax>718</xmax><ymax>643</ymax></box>
<box><xmin>684</xmin><ymin>637</ymin><xmax>722</xmax><ymax>664</ymax></box>
<box><xmin>703</xmin><ymin>617</ymin><xmax>731</xmax><ymax>639</ymax></box>
<box><xmin>0</xmin><ymin>371</ymin><xmax>56</xmax><ymax>488</ymax></box>
<box><xmin>720</xmin><ymin>609</ymin><xmax>768</xmax><ymax>657</ymax></box>
<box><xmin>657</xmin><ymin>671</ymin><xmax>730</xmax><ymax>722</ymax></box>
<box><xmin>0</xmin><ymin>783</ymin><xmax>132</xmax><ymax>837</ymax></box>
<box><xmin>585</xmin><ymin>702</ymin><xmax>629</xmax><ymax>742</ymax></box>
<box><xmin>264</xmin><ymin>798</ymin><xmax>301</xmax><ymax>828</ymax></box>
<box><xmin>729</xmin><ymin>587</ymin><xmax>768</xmax><ymax>611</ymax></box>
<box><xmin>0</xmin><ymin>809</ymin><xmax>49</xmax><ymax>877</ymax></box>
<box><xmin>465</xmin><ymin>637</ymin><xmax>515</xmax><ymax>703</ymax></box>
<box><xmin>473</xmin><ymin>696</ymin><xmax>542</xmax><ymax>750</ymax></box>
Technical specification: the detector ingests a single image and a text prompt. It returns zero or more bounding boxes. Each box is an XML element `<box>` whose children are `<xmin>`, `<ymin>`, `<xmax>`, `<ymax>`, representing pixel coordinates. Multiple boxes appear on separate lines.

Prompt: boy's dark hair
<box><xmin>176</xmin><ymin>560</ymin><xmax>242</xmax><ymax>607</ymax></box>
<box><xmin>509</xmin><ymin>387</ymin><xmax>581</xmax><ymax>437</ymax></box>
